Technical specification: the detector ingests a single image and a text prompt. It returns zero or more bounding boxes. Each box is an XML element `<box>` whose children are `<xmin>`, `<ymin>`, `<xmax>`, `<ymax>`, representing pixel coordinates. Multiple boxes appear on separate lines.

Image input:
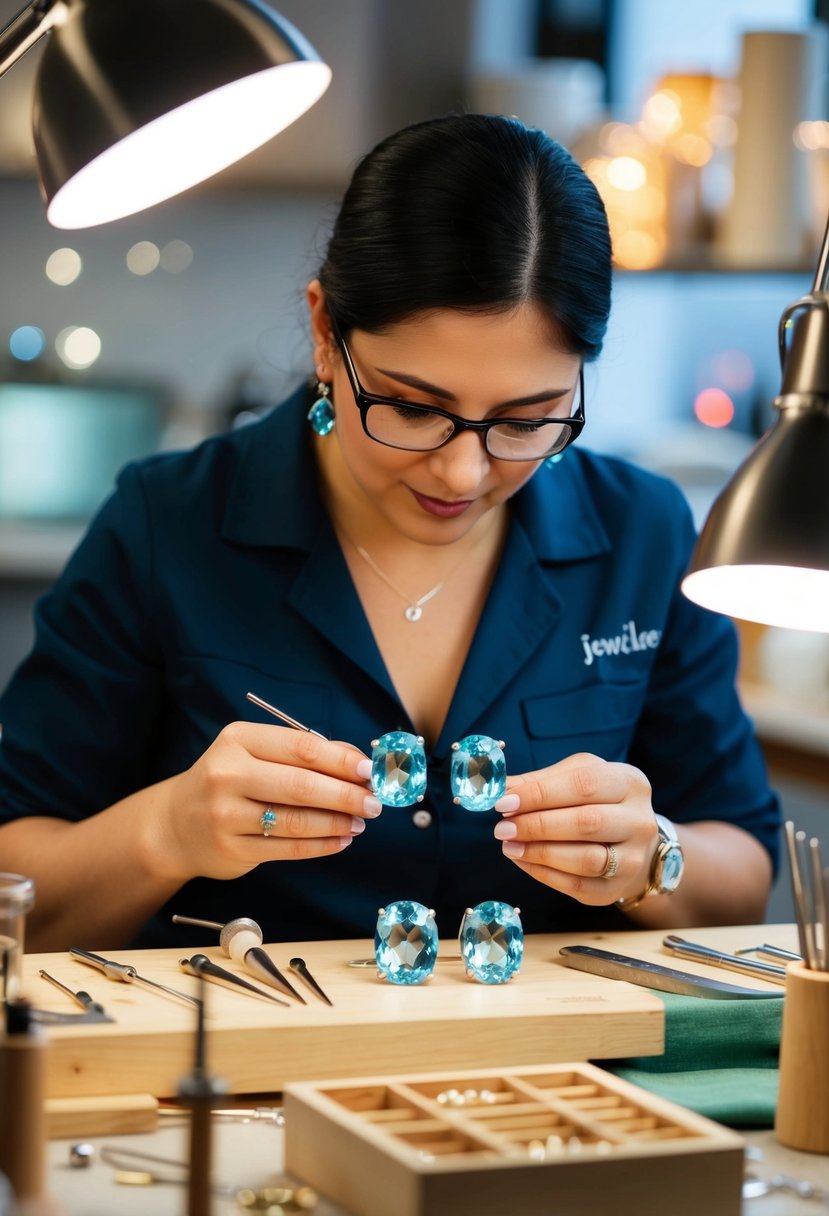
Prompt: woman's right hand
<box><xmin>143</xmin><ymin>722</ymin><xmax>380</xmax><ymax>883</ymax></box>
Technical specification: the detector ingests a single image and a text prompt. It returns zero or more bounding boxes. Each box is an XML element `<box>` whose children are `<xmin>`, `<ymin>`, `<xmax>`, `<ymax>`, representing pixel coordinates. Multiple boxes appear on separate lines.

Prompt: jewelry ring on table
<box><xmin>260</xmin><ymin>806</ymin><xmax>277</xmax><ymax>837</ymax></box>
<box><xmin>600</xmin><ymin>843</ymin><xmax>619</xmax><ymax>880</ymax></box>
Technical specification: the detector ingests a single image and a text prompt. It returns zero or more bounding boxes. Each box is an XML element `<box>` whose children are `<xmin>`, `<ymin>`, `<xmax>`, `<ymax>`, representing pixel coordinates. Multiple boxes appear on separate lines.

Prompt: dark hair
<box><xmin>318</xmin><ymin>113</ymin><xmax>612</xmax><ymax>361</ymax></box>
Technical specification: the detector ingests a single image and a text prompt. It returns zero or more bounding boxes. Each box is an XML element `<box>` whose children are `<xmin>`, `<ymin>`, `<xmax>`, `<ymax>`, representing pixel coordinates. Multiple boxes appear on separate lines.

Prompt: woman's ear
<box><xmin>306</xmin><ymin>279</ymin><xmax>337</xmax><ymax>376</ymax></box>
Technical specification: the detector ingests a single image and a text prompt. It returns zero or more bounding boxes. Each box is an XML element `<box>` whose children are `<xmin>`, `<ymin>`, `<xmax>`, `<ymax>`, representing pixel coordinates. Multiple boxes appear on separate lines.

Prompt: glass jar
<box><xmin>0</xmin><ymin>874</ymin><xmax>35</xmax><ymax>1001</ymax></box>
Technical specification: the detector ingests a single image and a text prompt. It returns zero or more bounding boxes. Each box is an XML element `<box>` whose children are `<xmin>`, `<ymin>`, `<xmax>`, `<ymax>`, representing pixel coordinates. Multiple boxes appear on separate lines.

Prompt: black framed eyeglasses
<box><xmin>331</xmin><ymin>320</ymin><xmax>585</xmax><ymax>462</ymax></box>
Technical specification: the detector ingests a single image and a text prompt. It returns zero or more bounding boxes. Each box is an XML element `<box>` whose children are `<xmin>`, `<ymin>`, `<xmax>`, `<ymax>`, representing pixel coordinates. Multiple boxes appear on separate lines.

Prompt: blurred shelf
<box><xmin>0</xmin><ymin>522</ymin><xmax>82</xmax><ymax>579</ymax></box>
<box><xmin>741</xmin><ymin>679</ymin><xmax>829</xmax><ymax>788</ymax></box>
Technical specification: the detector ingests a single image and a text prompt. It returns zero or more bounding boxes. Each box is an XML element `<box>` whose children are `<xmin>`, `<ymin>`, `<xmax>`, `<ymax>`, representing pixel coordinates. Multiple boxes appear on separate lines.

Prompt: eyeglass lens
<box><xmin>364</xmin><ymin>403</ymin><xmax>577</xmax><ymax>460</ymax></box>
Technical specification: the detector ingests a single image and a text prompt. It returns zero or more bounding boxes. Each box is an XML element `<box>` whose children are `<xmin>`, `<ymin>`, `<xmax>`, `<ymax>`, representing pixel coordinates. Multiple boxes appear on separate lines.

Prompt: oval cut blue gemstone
<box><xmin>450</xmin><ymin>735</ymin><xmax>506</xmax><ymax>811</ymax></box>
<box><xmin>375</xmin><ymin>900</ymin><xmax>438</xmax><ymax>985</ymax></box>
<box><xmin>371</xmin><ymin>731</ymin><xmax>427</xmax><ymax>807</ymax></box>
<box><xmin>459</xmin><ymin>901</ymin><xmax>523</xmax><ymax>984</ymax></box>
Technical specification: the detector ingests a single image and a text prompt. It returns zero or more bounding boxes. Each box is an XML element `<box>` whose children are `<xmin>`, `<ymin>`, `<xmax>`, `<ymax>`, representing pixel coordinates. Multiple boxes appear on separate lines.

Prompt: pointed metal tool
<box><xmin>172</xmin><ymin>914</ymin><xmax>306</xmax><ymax>1004</ymax></box>
<box><xmin>179</xmin><ymin>955</ymin><xmax>290</xmax><ymax>1007</ymax></box>
<box><xmin>289</xmin><ymin>957</ymin><xmax>333</xmax><ymax>1006</ymax></box>
<box><xmin>70</xmin><ymin>946</ymin><xmax>200</xmax><ymax>1008</ymax></box>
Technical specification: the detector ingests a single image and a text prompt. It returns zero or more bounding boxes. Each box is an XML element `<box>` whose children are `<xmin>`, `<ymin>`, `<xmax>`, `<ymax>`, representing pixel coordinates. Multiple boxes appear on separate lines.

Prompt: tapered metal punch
<box><xmin>179</xmin><ymin>955</ymin><xmax>290</xmax><ymax>1007</ymax></box>
<box><xmin>289</xmin><ymin>957</ymin><xmax>333</xmax><ymax>1006</ymax></box>
<box><xmin>69</xmin><ymin>947</ymin><xmax>200</xmax><ymax>1008</ymax></box>
<box><xmin>172</xmin><ymin>914</ymin><xmax>306</xmax><ymax>1004</ymax></box>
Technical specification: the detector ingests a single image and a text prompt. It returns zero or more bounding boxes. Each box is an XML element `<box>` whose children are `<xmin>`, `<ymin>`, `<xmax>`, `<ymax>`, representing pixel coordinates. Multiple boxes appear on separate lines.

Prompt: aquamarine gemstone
<box><xmin>371</xmin><ymin>731</ymin><xmax>427</xmax><ymax>807</ymax></box>
<box><xmin>375</xmin><ymin>900</ymin><xmax>438</xmax><ymax>985</ymax></box>
<box><xmin>450</xmin><ymin>734</ymin><xmax>506</xmax><ymax>811</ymax></box>
<box><xmin>459</xmin><ymin>901</ymin><xmax>523</xmax><ymax>984</ymax></box>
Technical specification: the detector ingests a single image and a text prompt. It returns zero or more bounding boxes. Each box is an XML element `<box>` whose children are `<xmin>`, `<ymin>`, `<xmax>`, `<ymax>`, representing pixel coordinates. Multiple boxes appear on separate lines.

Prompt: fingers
<box><xmin>228</xmin><ymin>722</ymin><xmax>371</xmax><ymax>783</ymax></box>
<box><xmin>501</xmin><ymin>753</ymin><xmax>650</xmax><ymax>815</ymax></box>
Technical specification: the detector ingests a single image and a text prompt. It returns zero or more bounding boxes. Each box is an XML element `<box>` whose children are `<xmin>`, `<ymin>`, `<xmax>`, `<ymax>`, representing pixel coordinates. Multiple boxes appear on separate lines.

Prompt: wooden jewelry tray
<box><xmin>284</xmin><ymin>1062</ymin><xmax>744</xmax><ymax>1216</ymax></box>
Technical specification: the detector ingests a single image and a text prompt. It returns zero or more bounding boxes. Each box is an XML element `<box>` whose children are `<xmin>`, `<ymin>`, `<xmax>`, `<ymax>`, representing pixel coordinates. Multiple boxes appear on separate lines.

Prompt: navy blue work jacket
<box><xmin>0</xmin><ymin>387</ymin><xmax>779</xmax><ymax>947</ymax></box>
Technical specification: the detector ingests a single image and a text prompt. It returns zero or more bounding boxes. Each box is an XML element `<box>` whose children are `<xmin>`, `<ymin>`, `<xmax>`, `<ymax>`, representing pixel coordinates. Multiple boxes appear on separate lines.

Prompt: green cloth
<box><xmin>605</xmin><ymin>989</ymin><xmax>783</xmax><ymax>1128</ymax></box>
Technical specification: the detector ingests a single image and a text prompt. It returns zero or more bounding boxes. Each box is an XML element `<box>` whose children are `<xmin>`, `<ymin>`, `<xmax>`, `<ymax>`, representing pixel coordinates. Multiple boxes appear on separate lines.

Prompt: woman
<box><xmin>0</xmin><ymin>114</ymin><xmax>778</xmax><ymax>952</ymax></box>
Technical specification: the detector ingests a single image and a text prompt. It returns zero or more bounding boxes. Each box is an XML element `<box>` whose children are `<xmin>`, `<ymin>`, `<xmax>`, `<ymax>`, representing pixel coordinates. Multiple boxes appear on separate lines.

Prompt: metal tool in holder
<box><xmin>661</xmin><ymin>936</ymin><xmax>787</xmax><ymax>985</ymax></box>
<box><xmin>172</xmin><ymin>915</ymin><xmax>306</xmax><ymax>1004</ymax></box>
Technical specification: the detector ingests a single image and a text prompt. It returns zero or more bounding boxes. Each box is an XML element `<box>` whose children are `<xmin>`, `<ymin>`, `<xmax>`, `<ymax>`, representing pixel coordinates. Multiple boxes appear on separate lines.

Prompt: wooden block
<box><xmin>45</xmin><ymin>1094</ymin><xmax>158</xmax><ymax>1139</ymax></box>
<box><xmin>284</xmin><ymin>1063</ymin><xmax>746</xmax><ymax>1216</ymax></box>
<box><xmin>18</xmin><ymin>925</ymin><xmax>792</xmax><ymax>1102</ymax></box>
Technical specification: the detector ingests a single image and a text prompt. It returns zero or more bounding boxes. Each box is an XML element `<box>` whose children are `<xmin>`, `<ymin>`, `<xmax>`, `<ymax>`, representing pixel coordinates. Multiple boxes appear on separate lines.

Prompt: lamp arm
<box><xmin>0</xmin><ymin>0</ymin><xmax>67</xmax><ymax>79</ymax></box>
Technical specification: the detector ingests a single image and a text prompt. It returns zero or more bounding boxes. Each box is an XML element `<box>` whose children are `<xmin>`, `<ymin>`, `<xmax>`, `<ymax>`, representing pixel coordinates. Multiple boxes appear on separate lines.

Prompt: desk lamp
<box><xmin>0</xmin><ymin>0</ymin><xmax>331</xmax><ymax>228</ymax></box>
<box><xmin>682</xmin><ymin>215</ymin><xmax>829</xmax><ymax>631</ymax></box>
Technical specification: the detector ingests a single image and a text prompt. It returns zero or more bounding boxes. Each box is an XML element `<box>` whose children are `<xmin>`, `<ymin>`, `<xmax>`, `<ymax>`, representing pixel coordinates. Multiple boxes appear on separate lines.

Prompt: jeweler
<box><xmin>0</xmin><ymin>114</ymin><xmax>779</xmax><ymax>951</ymax></box>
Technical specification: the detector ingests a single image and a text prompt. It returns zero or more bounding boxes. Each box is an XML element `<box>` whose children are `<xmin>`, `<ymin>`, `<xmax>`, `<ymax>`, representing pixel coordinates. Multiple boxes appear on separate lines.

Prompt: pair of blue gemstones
<box><xmin>370</xmin><ymin>731</ymin><xmax>507</xmax><ymax>812</ymax></box>
<box><xmin>374</xmin><ymin>899</ymin><xmax>524</xmax><ymax>986</ymax></box>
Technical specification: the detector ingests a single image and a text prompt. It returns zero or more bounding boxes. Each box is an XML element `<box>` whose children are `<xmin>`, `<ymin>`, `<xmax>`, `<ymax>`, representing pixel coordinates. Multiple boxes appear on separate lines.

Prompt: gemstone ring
<box><xmin>260</xmin><ymin>806</ymin><xmax>277</xmax><ymax>837</ymax></box>
<box><xmin>600</xmin><ymin>844</ymin><xmax>619</xmax><ymax>880</ymax></box>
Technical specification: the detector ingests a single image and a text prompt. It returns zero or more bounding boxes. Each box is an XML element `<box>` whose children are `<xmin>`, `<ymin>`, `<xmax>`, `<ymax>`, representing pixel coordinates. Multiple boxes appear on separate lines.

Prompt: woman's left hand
<box><xmin>493</xmin><ymin>752</ymin><xmax>658</xmax><ymax>905</ymax></box>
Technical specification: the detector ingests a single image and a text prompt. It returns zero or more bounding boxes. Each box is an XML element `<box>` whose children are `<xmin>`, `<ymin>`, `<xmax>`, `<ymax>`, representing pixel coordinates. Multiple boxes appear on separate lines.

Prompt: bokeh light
<box><xmin>607</xmin><ymin>156</ymin><xmax>647</xmax><ymax>191</ymax></box>
<box><xmin>45</xmin><ymin>248</ymin><xmax>82</xmax><ymax>285</ymax></box>
<box><xmin>126</xmin><ymin>241</ymin><xmax>160</xmax><ymax>276</ymax></box>
<box><xmin>694</xmin><ymin>387</ymin><xmax>735</xmax><ymax>428</ymax></box>
<box><xmin>56</xmin><ymin>326</ymin><xmax>102</xmax><ymax>369</ymax></box>
<box><xmin>9</xmin><ymin>325</ymin><xmax>45</xmax><ymax>361</ymax></box>
<box><xmin>160</xmin><ymin>240</ymin><xmax>194</xmax><ymax>273</ymax></box>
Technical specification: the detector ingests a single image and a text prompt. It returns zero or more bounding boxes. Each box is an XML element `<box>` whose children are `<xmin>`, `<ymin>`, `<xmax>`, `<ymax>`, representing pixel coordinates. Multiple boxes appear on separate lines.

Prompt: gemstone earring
<box><xmin>375</xmin><ymin>900</ymin><xmax>438</xmax><ymax>984</ymax></box>
<box><xmin>450</xmin><ymin>735</ymin><xmax>506</xmax><ymax>811</ymax></box>
<box><xmin>459</xmin><ymin>901</ymin><xmax>523</xmax><ymax>984</ymax></box>
<box><xmin>307</xmin><ymin>381</ymin><xmax>335</xmax><ymax>436</ymax></box>
<box><xmin>545</xmin><ymin>451</ymin><xmax>565</xmax><ymax>469</ymax></box>
<box><xmin>371</xmin><ymin>731</ymin><xmax>427</xmax><ymax>807</ymax></box>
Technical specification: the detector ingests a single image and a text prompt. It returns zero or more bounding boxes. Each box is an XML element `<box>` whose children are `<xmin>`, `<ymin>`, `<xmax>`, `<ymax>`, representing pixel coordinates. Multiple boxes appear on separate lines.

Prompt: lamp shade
<box><xmin>681</xmin><ymin>405</ymin><xmax>829</xmax><ymax>631</ymax></box>
<box><xmin>31</xmin><ymin>0</ymin><xmax>331</xmax><ymax>228</ymax></box>
<box><xmin>682</xmin><ymin>246</ymin><xmax>829</xmax><ymax>633</ymax></box>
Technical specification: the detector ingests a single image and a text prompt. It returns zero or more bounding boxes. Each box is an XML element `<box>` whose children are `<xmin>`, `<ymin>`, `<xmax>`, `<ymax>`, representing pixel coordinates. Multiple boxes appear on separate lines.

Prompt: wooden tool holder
<box><xmin>284</xmin><ymin>1063</ymin><xmax>744</xmax><ymax>1216</ymax></box>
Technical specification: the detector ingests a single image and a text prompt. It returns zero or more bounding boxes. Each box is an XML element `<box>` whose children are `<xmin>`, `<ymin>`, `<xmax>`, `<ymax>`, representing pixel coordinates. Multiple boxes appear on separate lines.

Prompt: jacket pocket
<box><xmin>521</xmin><ymin>680</ymin><xmax>647</xmax><ymax>767</ymax></box>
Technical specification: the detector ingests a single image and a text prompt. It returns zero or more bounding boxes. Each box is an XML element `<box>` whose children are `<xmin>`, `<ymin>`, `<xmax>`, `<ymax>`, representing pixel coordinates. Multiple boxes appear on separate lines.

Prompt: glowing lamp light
<box><xmin>0</xmin><ymin>0</ymin><xmax>331</xmax><ymax>229</ymax></box>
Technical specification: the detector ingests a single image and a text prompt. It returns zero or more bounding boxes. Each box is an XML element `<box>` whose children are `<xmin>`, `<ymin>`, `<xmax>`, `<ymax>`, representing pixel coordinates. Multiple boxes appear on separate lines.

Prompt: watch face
<box><xmin>659</xmin><ymin>844</ymin><xmax>684</xmax><ymax>893</ymax></box>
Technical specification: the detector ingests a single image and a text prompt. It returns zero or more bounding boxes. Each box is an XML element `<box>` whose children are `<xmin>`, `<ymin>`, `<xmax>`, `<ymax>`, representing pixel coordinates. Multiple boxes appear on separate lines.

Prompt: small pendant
<box><xmin>405</xmin><ymin>605</ymin><xmax>423</xmax><ymax>622</ymax></box>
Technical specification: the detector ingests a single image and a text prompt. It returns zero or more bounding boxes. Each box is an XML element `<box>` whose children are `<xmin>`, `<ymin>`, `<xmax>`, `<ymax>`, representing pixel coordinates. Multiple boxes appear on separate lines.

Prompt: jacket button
<box><xmin>412</xmin><ymin>809</ymin><xmax>433</xmax><ymax>829</ymax></box>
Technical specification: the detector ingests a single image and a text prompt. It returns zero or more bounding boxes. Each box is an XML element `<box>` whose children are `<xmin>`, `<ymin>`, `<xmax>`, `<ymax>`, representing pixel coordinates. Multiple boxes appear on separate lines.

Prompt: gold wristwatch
<box><xmin>616</xmin><ymin>813</ymin><xmax>684</xmax><ymax>911</ymax></box>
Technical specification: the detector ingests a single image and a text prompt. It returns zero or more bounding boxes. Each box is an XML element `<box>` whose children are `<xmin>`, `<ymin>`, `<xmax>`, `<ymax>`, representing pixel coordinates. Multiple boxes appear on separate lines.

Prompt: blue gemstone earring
<box><xmin>545</xmin><ymin>451</ymin><xmax>565</xmax><ymax>469</ymax></box>
<box><xmin>371</xmin><ymin>731</ymin><xmax>427</xmax><ymax>807</ymax></box>
<box><xmin>375</xmin><ymin>900</ymin><xmax>438</xmax><ymax>984</ymax></box>
<box><xmin>450</xmin><ymin>735</ymin><xmax>507</xmax><ymax>811</ymax></box>
<box><xmin>459</xmin><ymin>901</ymin><xmax>523</xmax><ymax>983</ymax></box>
<box><xmin>307</xmin><ymin>381</ymin><xmax>335</xmax><ymax>436</ymax></box>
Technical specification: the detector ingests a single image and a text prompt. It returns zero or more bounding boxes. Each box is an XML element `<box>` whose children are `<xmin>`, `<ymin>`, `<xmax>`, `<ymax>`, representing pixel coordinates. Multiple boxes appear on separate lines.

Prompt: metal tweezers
<box><xmin>558</xmin><ymin>945</ymin><xmax>784</xmax><ymax>999</ymax></box>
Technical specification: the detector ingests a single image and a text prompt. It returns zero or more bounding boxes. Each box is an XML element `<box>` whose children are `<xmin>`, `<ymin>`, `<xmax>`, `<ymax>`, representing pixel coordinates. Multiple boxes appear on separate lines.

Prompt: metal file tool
<box><xmin>69</xmin><ymin>947</ymin><xmax>200</xmax><ymax>1008</ymax></box>
<box><xmin>558</xmin><ymin>945</ymin><xmax>785</xmax><ymax>999</ymax></box>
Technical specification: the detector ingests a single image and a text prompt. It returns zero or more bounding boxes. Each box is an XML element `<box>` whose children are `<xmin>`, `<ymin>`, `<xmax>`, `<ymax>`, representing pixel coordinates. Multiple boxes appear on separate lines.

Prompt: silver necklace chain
<box><xmin>355</xmin><ymin>545</ymin><xmax>444</xmax><ymax>621</ymax></box>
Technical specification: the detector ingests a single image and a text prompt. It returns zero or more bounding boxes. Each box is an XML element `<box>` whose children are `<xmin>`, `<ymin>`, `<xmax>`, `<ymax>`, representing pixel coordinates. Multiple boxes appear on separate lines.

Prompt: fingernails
<box><xmin>339</xmin><ymin>836</ymin><xmax>354</xmax><ymax>848</ymax></box>
<box><xmin>494</xmin><ymin>819</ymin><xmax>518</xmax><ymax>840</ymax></box>
<box><xmin>502</xmin><ymin>840</ymin><xmax>525</xmax><ymax>859</ymax></box>
<box><xmin>351</xmin><ymin>817</ymin><xmax>366</xmax><ymax>834</ymax></box>
<box><xmin>363</xmin><ymin>795</ymin><xmax>383</xmax><ymax>817</ymax></box>
<box><xmin>495</xmin><ymin>794</ymin><xmax>520</xmax><ymax>815</ymax></box>
<box><xmin>356</xmin><ymin>758</ymin><xmax>373</xmax><ymax>781</ymax></box>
